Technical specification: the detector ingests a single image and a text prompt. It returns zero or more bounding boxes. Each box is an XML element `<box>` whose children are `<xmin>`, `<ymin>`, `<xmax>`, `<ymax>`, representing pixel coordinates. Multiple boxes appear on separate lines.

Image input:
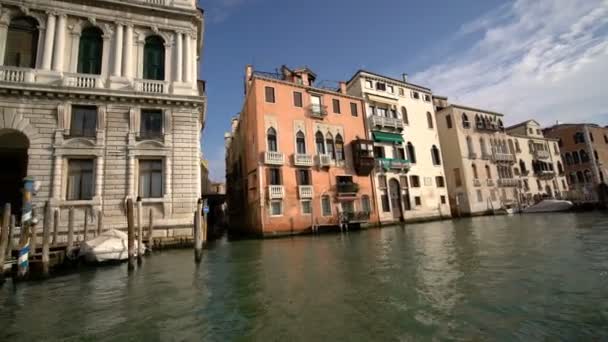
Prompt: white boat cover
<box><xmin>522</xmin><ymin>199</ymin><xmax>573</xmax><ymax>213</ymax></box>
<box><xmin>79</xmin><ymin>229</ymin><xmax>145</xmax><ymax>263</ymax></box>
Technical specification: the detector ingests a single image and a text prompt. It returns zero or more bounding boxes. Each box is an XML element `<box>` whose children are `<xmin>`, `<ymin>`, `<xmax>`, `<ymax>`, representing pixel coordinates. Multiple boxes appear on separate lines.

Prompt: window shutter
<box><xmin>130</xmin><ymin>107</ymin><xmax>140</xmax><ymax>135</ymax></box>
<box><xmin>97</xmin><ymin>106</ymin><xmax>106</xmax><ymax>132</ymax></box>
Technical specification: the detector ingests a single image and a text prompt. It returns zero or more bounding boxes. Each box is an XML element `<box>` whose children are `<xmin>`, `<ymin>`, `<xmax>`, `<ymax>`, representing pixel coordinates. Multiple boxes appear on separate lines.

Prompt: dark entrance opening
<box><xmin>0</xmin><ymin>130</ymin><xmax>29</xmax><ymax>217</ymax></box>
<box><xmin>388</xmin><ymin>178</ymin><xmax>403</xmax><ymax>221</ymax></box>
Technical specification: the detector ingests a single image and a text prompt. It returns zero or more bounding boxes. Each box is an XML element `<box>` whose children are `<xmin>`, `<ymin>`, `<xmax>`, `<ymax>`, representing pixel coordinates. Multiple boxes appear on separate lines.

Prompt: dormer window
<box><xmin>365</xmin><ymin>80</ymin><xmax>373</xmax><ymax>89</ymax></box>
<box><xmin>376</xmin><ymin>82</ymin><xmax>386</xmax><ymax>91</ymax></box>
<box><xmin>424</xmin><ymin>94</ymin><xmax>431</xmax><ymax>102</ymax></box>
<box><xmin>387</xmin><ymin>85</ymin><xmax>394</xmax><ymax>93</ymax></box>
<box><xmin>412</xmin><ymin>91</ymin><xmax>420</xmax><ymax>99</ymax></box>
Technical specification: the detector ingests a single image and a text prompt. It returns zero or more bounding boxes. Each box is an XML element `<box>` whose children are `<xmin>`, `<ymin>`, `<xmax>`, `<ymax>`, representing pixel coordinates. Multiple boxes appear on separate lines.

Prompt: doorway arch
<box><xmin>0</xmin><ymin>129</ymin><xmax>29</xmax><ymax>216</ymax></box>
<box><xmin>388</xmin><ymin>178</ymin><xmax>403</xmax><ymax>221</ymax></box>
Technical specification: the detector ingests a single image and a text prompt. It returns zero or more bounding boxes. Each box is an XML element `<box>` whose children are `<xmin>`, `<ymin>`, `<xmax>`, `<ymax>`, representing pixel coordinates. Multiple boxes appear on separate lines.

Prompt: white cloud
<box><xmin>411</xmin><ymin>0</ymin><xmax>608</xmax><ymax>126</ymax></box>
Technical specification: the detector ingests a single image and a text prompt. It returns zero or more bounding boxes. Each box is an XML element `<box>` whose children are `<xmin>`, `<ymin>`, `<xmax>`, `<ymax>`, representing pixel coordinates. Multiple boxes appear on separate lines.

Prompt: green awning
<box><xmin>372</xmin><ymin>131</ymin><xmax>404</xmax><ymax>143</ymax></box>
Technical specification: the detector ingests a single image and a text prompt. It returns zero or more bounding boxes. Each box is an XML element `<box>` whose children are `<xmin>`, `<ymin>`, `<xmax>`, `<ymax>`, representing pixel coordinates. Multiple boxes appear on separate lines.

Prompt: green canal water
<box><xmin>1</xmin><ymin>212</ymin><xmax>608</xmax><ymax>341</ymax></box>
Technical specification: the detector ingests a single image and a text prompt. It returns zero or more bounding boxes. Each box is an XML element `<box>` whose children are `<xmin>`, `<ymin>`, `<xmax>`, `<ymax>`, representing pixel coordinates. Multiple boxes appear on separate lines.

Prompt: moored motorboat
<box><xmin>79</xmin><ymin>229</ymin><xmax>145</xmax><ymax>263</ymax></box>
<box><xmin>521</xmin><ymin>199</ymin><xmax>573</xmax><ymax>213</ymax></box>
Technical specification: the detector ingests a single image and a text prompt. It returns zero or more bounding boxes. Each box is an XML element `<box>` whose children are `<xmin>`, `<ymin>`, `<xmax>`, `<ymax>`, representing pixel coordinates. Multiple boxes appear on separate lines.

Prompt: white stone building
<box><xmin>0</xmin><ymin>0</ymin><xmax>206</xmax><ymax>238</ymax></box>
<box><xmin>346</xmin><ymin>71</ymin><xmax>450</xmax><ymax>223</ymax></box>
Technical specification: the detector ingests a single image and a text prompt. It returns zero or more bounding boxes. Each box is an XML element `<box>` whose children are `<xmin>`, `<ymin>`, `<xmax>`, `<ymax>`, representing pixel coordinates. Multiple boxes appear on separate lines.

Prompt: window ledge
<box><xmin>141</xmin><ymin>197</ymin><xmax>166</xmax><ymax>204</ymax></box>
<box><xmin>55</xmin><ymin>198</ymin><xmax>101</xmax><ymax>207</ymax></box>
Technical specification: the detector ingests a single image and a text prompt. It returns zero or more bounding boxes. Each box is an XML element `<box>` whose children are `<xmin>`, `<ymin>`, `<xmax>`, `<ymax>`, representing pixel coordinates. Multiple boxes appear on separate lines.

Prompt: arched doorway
<box><xmin>0</xmin><ymin>130</ymin><xmax>29</xmax><ymax>216</ymax></box>
<box><xmin>388</xmin><ymin>178</ymin><xmax>403</xmax><ymax>220</ymax></box>
<box><xmin>545</xmin><ymin>185</ymin><xmax>552</xmax><ymax>197</ymax></box>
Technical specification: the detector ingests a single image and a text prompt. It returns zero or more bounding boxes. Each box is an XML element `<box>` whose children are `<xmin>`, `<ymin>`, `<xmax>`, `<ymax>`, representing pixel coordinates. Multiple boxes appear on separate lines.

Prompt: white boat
<box><xmin>521</xmin><ymin>199</ymin><xmax>573</xmax><ymax>213</ymax></box>
<box><xmin>79</xmin><ymin>229</ymin><xmax>145</xmax><ymax>263</ymax></box>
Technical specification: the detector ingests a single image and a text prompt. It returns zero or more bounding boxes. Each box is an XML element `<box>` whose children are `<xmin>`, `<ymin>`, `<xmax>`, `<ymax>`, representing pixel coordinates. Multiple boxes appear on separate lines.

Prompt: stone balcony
<box><xmin>370</xmin><ymin>115</ymin><xmax>404</xmax><ymax>132</ymax></box>
<box><xmin>492</xmin><ymin>153</ymin><xmax>516</xmax><ymax>163</ymax></box>
<box><xmin>468</xmin><ymin>152</ymin><xmax>477</xmax><ymax>159</ymax></box>
<box><xmin>317</xmin><ymin>154</ymin><xmax>332</xmax><ymax>168</ymax></box>
<box><xmin>308</xmin><ymin>104</ymin><xmax>328</xmax><ymax>118</ymax></box>
<box><xmin>487</xmin><ymin>179</ymin><xmax>495</xmax><ymax>186</ymax></box>
<box><xmin>264</xmin><ymin>151</ymin><xmax>285</xmax><ymax>165</ymax></box>
<box><xmin>134</xmin><ymin>79</ymin><xmax>169</xmax><ymax>94</ymax></box>
<box><xmin>533</xmin><ymin>150</ymin><xmax>550</xmax><ymax>160</ymax></box>
<box><xmin>298</xmin><ymin>185</ymin><xmax>314</xmax><ymax>199</ymax></box>
<box><xmin>498</xmin><ymin>178</ymin><xmax>518</xmax><ymax>187</ymax></box>
<box><xmin>473</xmin><ymin>179</ymin><xmax>481</xmax><ymax>187</ymax></box>
<box><xmin>481</xmin><ymin>152</ymin><xmax>492</xmax><ymax>160</ymax></box>
<box><xmin>63</xmin><ymin>73</ymin><xmax>104</xmax><ymax>89</ymax></box>
<box><xmin>268</xmin><ymin>185</ymin><xmax>284</xmax><ymax>199</ymax></box>
<box><xmin>293</xmin><ymin>153</ymin><xmax>314</xmax><ymax>167</ymax></box>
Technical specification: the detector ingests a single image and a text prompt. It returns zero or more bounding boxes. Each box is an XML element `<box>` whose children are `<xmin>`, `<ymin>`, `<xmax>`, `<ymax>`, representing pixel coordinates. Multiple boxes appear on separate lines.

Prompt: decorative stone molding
<box><xmin>0</xmin><ymin>107</ymin><xmax>39</xmax><ymax>142</ymax></box>
<box><xmin>18</xmin><ymin>5</ymin><xmax>29</xmax><ymax>16</ymax></box>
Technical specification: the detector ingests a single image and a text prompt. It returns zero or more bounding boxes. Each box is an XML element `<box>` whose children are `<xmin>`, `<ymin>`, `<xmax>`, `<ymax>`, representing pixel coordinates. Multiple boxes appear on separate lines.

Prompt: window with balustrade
<box><xmin>335</xmin><ymin>134</ymin><xmax>344</xmax><ymax>161</ymax></box>
<box><xmin>4</xmin><ymin>17</ymin><xmax>38</xmax><ymax>68</ymax></box>
<box><xmin>296</xmin><ymin>169</ymin><xmax>311</xmax><ymax>185</ymax></box>
<box><xmin>78</xmin><ymin>27</ymin><xmax>103</xmax><ymax>74</ymax></box>
<box><xmin>267</xmin><ymin>127</ymin><xmax>277</xmax><ymax>152</ymax></box>
<box><xmin>296</xmin><ymin>131</ymin><xmax>306</xmax><ymax>154</ymax></box>
<box><xmin>143</xmin><ymin>36</ymin><xmax>165</xmax><ymax>80</ymax></box>
<box><xmin>268</xmin><ymin>168</ymin><xmax>281</xmax><ymax>185</ymax></box>
<box><xmin>326</xmin><ymin>133</ymin><xmax>335</xmax><ymax>159</ymax></box>
<box><xmin>70</xmin><ymin>105</ymin><xmax>97</xmax><ymax>137</ymax></box>
<box><xmin>315</xmin><ymin>131</ymin><xmax>325</xmax><ymax>154</ymax></box>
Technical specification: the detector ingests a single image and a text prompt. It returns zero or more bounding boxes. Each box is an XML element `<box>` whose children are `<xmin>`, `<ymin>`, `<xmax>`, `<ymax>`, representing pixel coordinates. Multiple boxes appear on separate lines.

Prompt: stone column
<box><xmin>164</xmin><ymin>157</ymin><xmax>172</xmax><ymax>198</ymax></box>
<box><xmin>68</xmin><ymin>30</ymin><xmax>80</xmax><ymax>73</ymax></box>
<box><xmin>100</xmin><ymin>35</ymin><xmax>111</xmax><ymax>79</ymax></box>
<box><xmin>183</xmin><ymin>33</ymin><xmax>191</xmax><ymax>83</ymax></box>
<box><xmin>52</xmin><ymin>14</ymin><xmax>67</xmax><ymax>72</ymax></box>
<box><xmin>112</xmin><ymin>23</ymin><xmax>123</xmax><ymax>77</ymax></box>
<box><xmin>135</xmin><ymin>36</ymin><xmax>145</xmax><ymax>78</ymax></box>
<box><xmin>175</xmin><ymin>32</ymin><xmax>183</xmax><ymax>83</ymax></box>
<box><xmin>127</xmin><ymin>154</ymin><xmax>135</xmax><ymax>198</ymax></box>
<box><xmin>0</xmin><ymin>22</ymin><xmax>9</xmax><ymax>65</ymax></box>
<box><xmin>42</xmin><ymin>12</ymin><xmax>57</xmax><ymax>70</ymax></box>
<box><xmin>192</xmin><ymin>36</ymin><xmax>198</xmax><ymax>90</ymax></box>
<box><xmin>123</xmin><ymin>24</ymin><xmax>134</xmax><ymax>79</ymax></box>
<box><xmin>51</xmin><ymin>155</ymin><xmax>63</xmax><ymax>199</ymax></box>
<box><xmin>96</xmin><ymin>156</ymin><xmax>104</xmax><ymax>198</ymax></box>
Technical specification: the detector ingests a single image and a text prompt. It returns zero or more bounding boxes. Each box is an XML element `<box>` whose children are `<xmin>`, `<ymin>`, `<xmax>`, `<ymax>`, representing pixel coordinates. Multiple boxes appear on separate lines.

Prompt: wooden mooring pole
<box><xmin>41</xmin><ymin>201</ymin><xmax>51</xmax><ymax>277</ymax></box>
<box><xmin>0</xmin><ymin>203</ymin><xmax>10</xmax><ymax>284</ymax></box>
<box><xmin>126</xmin><ymin>198</ymin><xmax>135</xmax><ymax>271</ymax></box>
<box><xmin>67</xmin><ymin>208</ymin><xmax>75</xmax><ymax>250</ymax></box>
<box><xmin>97</xmin><ymin>209</ymin><xmax>103</xmax><ymax>237</ymax></box>
<box><xmin>194</xmin><ymin>199</ymin><xmax>202</xmax><ymax>263</ymax></box>
<box><xmin>136</xmin><ymin>197</ymin><xmax>143</xmax><ymax>265</ymax></box>
<box><xmin>52</xmin><ymin>209</ymin><xmax>59</xmax><ymax>246</ymax></box>
<box><xmin>7</xmin><ymin>215</ymin><xmax>15</xmax><ymax>259</ymax></box>
<box><xmin>30</xmin><ymin>208</ymin><xmax>37</xmax><ymax>255</ymax></box>
<box><xmin>83</xmin><ymin>208</ymin><xmax>89</xmax><ymax>242</ymax></box>
<box><xmin>147</xmin><ymin>208</ymin><xmax>154</xmax><ymax>252</ymax></box>
<box><xmin>202</xmin><ymin>199</ymin><xmax>208</xmax><ymax>244</ymax></box>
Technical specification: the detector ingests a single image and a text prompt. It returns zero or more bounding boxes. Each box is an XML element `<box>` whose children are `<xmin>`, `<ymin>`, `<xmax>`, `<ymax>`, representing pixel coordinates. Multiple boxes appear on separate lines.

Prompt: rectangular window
<box><xmin>350</xmin><ymin>102</ymin><xmax>358</xmax><ymax>117</ymax></box>
<box><xmin>296</xmin><ymin>169</ymin><xmax>311</xmax><ymax>185</ymax></box>
<box><xmin>270</xmin><ymin>200</ymin><xmax>282</xmax><ymax>216</ymax></box>
<box><xmin>445</xmin><ymin>115</ymin><xmax>453</xmax><ymax>129</ymax></box>
<box><xmin>140</xmin><ymin>109</ymin><xmax>163</xmax><ymax>138</ymax></box>
<box><xmin>139</xmin><ymin>159</ymin><xmax>163</xmax><ymax>198</ymax></box>
<box><xmin>301</xmin><ymin>200</ymin><xmax>312</xmax><ymax>214</ymax></box>
<box><xmin>454</xmin><ymin>168</ymin><xmax>462</xmax><ymax>187</ymax></box>
<box><xmin>376</xmin><ymin>82</ymin><xmax>386</xmax><ymax>91</ymax></box>
<box><xmin>414</xmin><ymin>196</ymin><xmax>421</xmax><ymax>206</ymax></box>
<box><xmin>374</xmin><ymin>146</ymin><xmax>385</xmax><ymax>158</ymax></box>
<box><xmin>436</xmin><ymin>176</ymin><xmax>445</xmax><ymax>187</ymax></box>
<box><xmin>332</xmin><ymin>99</ymin><xmax>341</xmax><ymax>114</ymax></box>
<box><xmin>365</xmin><ymin>80</ymin><xmax>373</xmax><ymax>89</ymax></box>
<box><xmin>396</xmin><ymin>148</ymin><xmax>406</xmax><ymax>160</ymax></box>
<box><xmin>387</xmin><ymin>85</ymin><xmax>394</xmax><ymax>93</ymax></box>
<box><xmin>381</xmin><ymin>192</ymin><xmax>390</xmax><ymax>212</ymax></box>
<box><xmin>70</xmin><ymin>105</ymin><xmax>97</xmax><ymax>137</ymax></box>
<box><xmin>476</xmin><ymin>190</ymin><xmax>483</xmax><ymax>202</ymax></box>
<box><xmin>378</xmin><ymin>175</ymin><xmax>388</xmax><ymax>188</ymax></box>
<box><xmin>410</xmin><ymin>175</ymin><xmax>420</xmax><ymax>187</ymax></box>
<box><xmin>321</xmin><ymin>196</ymin><xmax>332</xmax><ymax>216</ymax></box>
<box><xmin>377</xmin><ymin>108</ymin><xmax>387</xmax><ymax>117</ymax></box>
<box><xmin>367</xmin><ymin>105</ymin><xmax>375</xmax><ymax>116</ymax></box>
<box><xmin>424</xmin><ymin>94</ymin><xmax>431</xmax><ymax>102</ymax></box>
<box><xmin>265</xmin><ymin>86</ymin><xmax>275</xmax><ymax>103</ymax></box>
<box><xmin>268</xmin><ymin>168</ymin><xmax>281</xmax><ymax>185</ymax></box>
<box><xmin>412</xmin><ymin>91</ymin><xmax>420</xmax><ymax>99</ymax></box>
<box><xmin>341</xmin><ymin>200</ymin><xmax>355</xmax><ymax>213</ymax></box>
<box><xmin>400</xmin><ymin>175</ymin><xmax>408</xmax><ymax>188</ymax></box>
<box><xmin>440</xmin><ymin>195</ymin><xmax>446</xmax><ymax>204</ymax></box>
<box><xmin>362</xmin><ymin>196</ymin><xmax>371</xmax><ymax>213</ymax></box>
<box><xmin>67</xmin><ymin>159</ymin><xmax>94</xmax><ymax>200</ymax></box>
<box><xmin>293</xmin><ymin>91</ymin><xmax>303</xmax><ymax>107</ymax></box>
<box><xmin>399</xmin><ymin>88</ymin><xmax>405</xmax><ymax>96</ymax></box>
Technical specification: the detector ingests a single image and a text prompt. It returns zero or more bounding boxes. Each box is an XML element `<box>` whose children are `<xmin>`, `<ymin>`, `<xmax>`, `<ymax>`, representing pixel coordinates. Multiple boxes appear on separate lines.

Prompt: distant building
<box><xmin>225</xmin><ymin>65</ymin><xmax>377</xmax><ymax>236</ymax></box>
<box><xmin>505</xmin><ymin>120</ymin><xmax>569</xmax><ymax>204</ymax></box>
<box><xmin>0</xmin><ymin>0</ymin><xmax>206</xmax><ymax>236</ymax></box>
<box><xmin>201</xmin><ymin>157</ymin><xmax>212</xmax><ymax>195</ymax></box>
<box><xmin>543</xmin><ymin>123</ymin><xmax>608</xmax><ymax>201</ymax></box>
<box><xmin>209</xmin><ymin>182</ymin><xmax>225</xmax><ymax>195</ymax></box>
<box><xmin>346</xmin><ymin>71</ymin><xmax>450</xmax><ymax>222</ymax></box>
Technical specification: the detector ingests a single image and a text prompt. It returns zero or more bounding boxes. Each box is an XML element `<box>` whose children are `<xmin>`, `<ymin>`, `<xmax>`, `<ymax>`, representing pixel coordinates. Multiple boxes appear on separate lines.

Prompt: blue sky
<box><xmin>198</xmin><ymin>0</ymin><xmax>608</xmax><ymax>181</ymax></box>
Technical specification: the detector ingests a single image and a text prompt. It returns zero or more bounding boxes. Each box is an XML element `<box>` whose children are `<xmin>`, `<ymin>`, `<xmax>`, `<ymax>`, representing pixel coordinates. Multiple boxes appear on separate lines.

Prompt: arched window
<box><xmin>485</xmin><ymin>165</ymin><xmax>491</xmax><ymax>179</ymax></box>
<box><xmin>497</xmin><ymin>119</ymin><xmax>504</xmax><ymax>130</ymax></box>
<box><xmin>426</xmin><ymin>112</ymin><xmax>433</xmax><ymax>129</ymax></box>
<box><xmin>557</xmin><ymin>161</ymin><xmax>563</xmax><ymax>174</ymax></box>
<box><xmin>335</xmin><ymin>134</ymin><xmax>344</xmax><ymax>161</ymax></box>
<box><xmin>572</xmin><ymin>151</ymin><xmax>580</xmax><ymax>164</ymax></box>
<box><xmin>519</xmin><ymin>159</ymin><xmax>527</xmax><ymax>174</ymax></box>
<box><xmin>568</xmin><ymin>173</ymin><xmax>576</xmax><ymax>185</ymax></box>
<box><xmin>514</xmin><ymin>140</ymin><xmax>521</xmax><ymax>152</ymax></box>
<box><xmin>508</xmin><ymin>139</ymin><xmax>515</xmax><ymax>154</ymax></box>
<box><xmin>361</xmin><ymin>195</ymin><xmax>371</xmax><ymax>213</ymax></box>
<box><xmin>475</xmin><ymin>114</ymin><xmax>482</xmax><ymax>128</ymax></box>
<box><xmin>431</xmin><ymin>145</ymin><xmax>441</xmax><ymax>165</ymax></box>
<box><xmin>266</xmin><ymin>127</ymin><xmax>277</xmax><ymax>152</ymax></box>
<box><xmin>480</xmin><ymin>137</ymin><xmax>487</xmax><ymax>156</ymax></box>
<box><xmin>325</xmin><ymin>133</ymin><xmax>335</xmax><ymax>159</ymax></box>
<box><xmin>584</xmin><ymin>170</ymin><xmax>593</xmax><ymax>183</ymax></box>
<box><xmin>401</xmin><ymin>107</ymin><xmax>409</xmax><ymax>124</ymax></box>
<box><xmin>4</xmin><ymin>17</ymin><xmax>39</xmax><ymax>68</ymax></box>
<box><xmin>580</xmin><ymin>149</ymin><xmax>589</xmax><ymax>162</ymax></box>
<box><xmin>565</xmin><ymin>152</ymin><xmax>573</xmax><ymax>165</ymax></box>
<box><xmin>466</xmin><ymin>136</ymin><xmax>475</xmax><ymax>156</ymax></box>
<box><xmin>462</xmin><ymin>113</ymin><xmax>470</xmax><ymax>128</ymax></box>
<box><xmin>296</xmin><ymin>131</ymin><xmax>306</xmax><ymax>154</ymax></box>
<box><xmin>406</xmin><ymin>142</ymin><xmax>416</xmax><ymax>163</ymax></box>
<box><xmin>594</xmin><ymin>150</ymin><xmax>599</xmax><ymax>160</ymax></box>
<box><xmin>576</xmin><ymin>171</ymin><xmax>584</xmax><ymax>183</ymax></box>
<box><xmin>528</xmin><ymin>140</ymin><xmax>534</xmax><ymax>153</ymax></box>
<box><xmin>315</xmin><ymin>131</ymin><xmax>325</xmax><ymax>154</ymax></box>
<box><xmin>143</xmin><ymin>35</ymin><xmax>165</xmax><ymax>80</ymax></box>
<box><xmin>472</xmin><ymin>163</ymin><xmax>478</xmax><ymax>179</ymax></box>
<box><xmin>77</xmin><ymin>27</ymin><xmax>103</xmax><ymax>74</ymax></box>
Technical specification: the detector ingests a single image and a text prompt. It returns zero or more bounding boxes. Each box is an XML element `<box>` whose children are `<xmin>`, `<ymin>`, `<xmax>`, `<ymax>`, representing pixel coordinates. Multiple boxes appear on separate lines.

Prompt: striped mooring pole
<box><xmin>17</xmin><ymin>239</ymin><xmax>29</xmax><ymax>277</ymax></box>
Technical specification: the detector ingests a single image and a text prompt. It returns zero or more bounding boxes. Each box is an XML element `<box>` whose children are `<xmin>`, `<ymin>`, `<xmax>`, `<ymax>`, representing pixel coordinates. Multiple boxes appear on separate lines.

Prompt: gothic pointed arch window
<box><xmin>315</xmin><ymin>131</ymin><xmax>325</xmax><ymax>154</ymax></box>
<box><xmin>480</xmin><ymin>137</ymin><xmax>487</xmax><ymax>155</ymax></box>
<box><xmin>580</xmin><ymin>149</ymin><xmax>589</xmax><ymax>162</ymax></box>
<box><xmin>143</xmin><ymin>35</ymin><xmax>165</xmax><ymax>80</ymax></box>
<box><xmin>466</xmin><ymin>136</ymin><xmax>475</xmax><ymax>155</ymax></box>
<box><xmin>325</xmin><ymin>133</ymin><xmax>335</xmax><ymax>159</ymax></box>
<box><xmin>462</xmin><ymin>113</ymin><xmax>470</xmax><ymax>128</ymax></box>
<box><xmin>519</xmin><ymin>159</ymin><xmax>527</xmax><ymax>174</ymax></box>
<box><xmin>564</xmin><ymin>152</ymin><xmax>573</xmax><ymax>165</ymax></box>
<box><xmin>557</xmin><ymin>161</ymin><xmax>564</xmax><ymax>174</ymax></box>
<box><xmin>4</xmin><ymin>16</ymin><xmax>39</xmax><ymax>68</ymax></box>
<box><xmin>401</xmin><ymin>106</ymin><xmax>409</xmax><ymax>124</ymax></box>
<box><xmin>266</xmin><ymin>127</ymin><xmax>277</xmax><ymax>152</ymax></box>
<box><xmin>296</xmin><ymin>131</ymin><xmax>306</xmax><ymax>154</ymax></box>
<box><xmin>335</xmin><ymin>134</ymin><xmax>345</xmax><ymax>161</ymax></box>
<box><xmin>78</xmin><ymin>27</ymin><xmax>103</xmax><ymax>74</ymax></box>
<box><xmin>475</xmin><ymin>114</ymin><xmax>482</xmax><ymax>128</ymax></box>
<box><xmin>572</xmin><ymin>151</ymin><xmax>580</xmax><ymax>164</ymax></box>
<box><xmin>584</xmin><ymin>169</ymin><xmax>593</xmax><ymax>183</ymax></box>
<box><xmin>485</xmin><ymin>164</ymin><xmax>491</xmax><ymax>178</ymax></box>
<box><xmin>576</xmin><ymin>171</ymin><xmax>584</xmax><ymax>183</ymax></box>
<box><xmin>431</xmin><ymin>145</ymin><xmax>441</xmax><ymax>165</ymax></box>
<box><xmin>426</xmin><ymin>112</ymin><xmax>434</xmax><ymax>129</ymax></box>
<box><xmin>472</xmin><ymin>163</ymin><xmax>478</xmax><ymax>179</ymax></box>
<box><xmin>406</xmin><ymin>142</ymin><xmax>416</xmax><ymax>163</ymax></box>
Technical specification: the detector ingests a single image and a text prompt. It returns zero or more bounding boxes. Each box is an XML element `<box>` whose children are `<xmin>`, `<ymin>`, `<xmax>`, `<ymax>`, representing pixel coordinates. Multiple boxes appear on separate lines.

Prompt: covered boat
<box><xmin>522</xmin><ymin>199</ymin><xmax>573</xmax><ymax>213</ymax></box>
<box><xmin>79</xmin><ymin>229</ymin><xmax>145</xmax><ymax>263</ymax></box>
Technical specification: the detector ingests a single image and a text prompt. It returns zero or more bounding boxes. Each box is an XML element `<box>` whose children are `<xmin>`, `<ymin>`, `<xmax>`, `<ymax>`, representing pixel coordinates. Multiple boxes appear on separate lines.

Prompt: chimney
<box><xmin>244</xmin><ymin>65</ymin><xmax>253</xmax><ymax>94</ymax></box>
<box><xmin>339</xmin><ymin>81</ymin><xmax>347</xmax><ymax>94</ymax></box>
<box><xmin>402</xmin><ymin>73</ymin><xmax>408</xmax><ymax>83</ymax></box>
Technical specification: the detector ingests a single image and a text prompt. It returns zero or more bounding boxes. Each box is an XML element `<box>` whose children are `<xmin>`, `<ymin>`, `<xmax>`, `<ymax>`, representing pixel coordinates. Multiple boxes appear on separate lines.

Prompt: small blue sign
<box><xmin>203</xmin><ymin>206</ymin><xmax>210</xmax><ymax>214</ymax></box>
